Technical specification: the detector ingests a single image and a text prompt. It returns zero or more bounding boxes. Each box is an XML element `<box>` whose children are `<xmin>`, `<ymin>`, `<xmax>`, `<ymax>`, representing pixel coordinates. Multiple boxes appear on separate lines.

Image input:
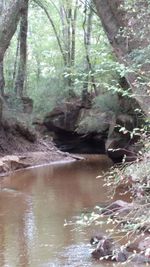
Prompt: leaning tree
<box><xmin>0</xmin><ymin>0</ymin><xmax>28</xmax><ymax>98</ymax></box>
<box><xmin>93</xmin><ymin>0</ymin><xmax>150</xmax><ymax>117</ymax></box>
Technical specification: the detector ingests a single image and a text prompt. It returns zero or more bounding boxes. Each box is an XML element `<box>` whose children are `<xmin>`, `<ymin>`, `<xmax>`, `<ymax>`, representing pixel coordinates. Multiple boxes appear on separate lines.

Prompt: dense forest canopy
<box><xmin>2</xmin><ymin>0</ymin><xmax>117</xmax><ymax>116</ymax></box>
<box><xmin>0</xmin><ymin>0</ymin><xmax>149</xmax><ymax>120</ymax></box>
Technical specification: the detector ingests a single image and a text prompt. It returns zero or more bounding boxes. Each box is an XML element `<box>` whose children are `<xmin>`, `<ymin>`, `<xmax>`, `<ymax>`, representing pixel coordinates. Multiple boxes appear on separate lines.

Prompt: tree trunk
<box><xmin>71</xmin><ymin>0</ymin><xmax>78</xmax><ymax>66</ymax></box>
<box><xmin>0</xmin><ymin>0</ymin><xmax>28</xmax><ymax>62</ymax></box>
<box><xmin>13</xmin><ymin>32</ymin><xmax>20</xmax><ymax>90</ymax></box>
<box><xmin>35</xmin><ymin>0</ymin><xmax>67</xmax><ymax>65</ymax></box>
<box><xmin>93</xmin><ymin>0</ymin><xmax>150</xmax><ymax>117</ymax></box>
<box><xmin>15</xmin><ymin>0</ymin><xmax>28</xmax><ymax>97</ymax></box>
<box><xmin>60</xmin><ymin>0</ymin><xmax>78</xmax><ymax>90</ymax></box>
<box><xmin>0</xmin><ymin>61</ymin><xmax>5</xmax><ymax>97</ymax></box>
<box><xmin>0</xmin><ymin>1</ymin><xmax>5</xmax><ymax>97</ymax></box>
<box><xmin>0</xmin><ymin>0</ymin><xmax>27</xmax><ymax>117</ymax></box>
<box><xmin>83</xmin><ymin>1</ymin><xmax>98</xmax><ymax>96</ymax></box>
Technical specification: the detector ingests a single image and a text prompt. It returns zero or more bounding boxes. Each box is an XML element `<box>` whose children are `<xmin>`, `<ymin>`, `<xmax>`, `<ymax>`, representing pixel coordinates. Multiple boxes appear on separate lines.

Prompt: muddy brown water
<box><xmin>0</xmin><ymin>156</ymin><xmax>144</xmax><ymax>267</ymax></box>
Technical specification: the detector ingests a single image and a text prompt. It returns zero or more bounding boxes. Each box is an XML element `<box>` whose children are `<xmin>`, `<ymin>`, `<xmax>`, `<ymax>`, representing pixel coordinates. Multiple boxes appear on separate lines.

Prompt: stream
<box><xmin>0</xmin><ymin>156</ymin><xmax>144</xmax><ymax>267</ymax></box>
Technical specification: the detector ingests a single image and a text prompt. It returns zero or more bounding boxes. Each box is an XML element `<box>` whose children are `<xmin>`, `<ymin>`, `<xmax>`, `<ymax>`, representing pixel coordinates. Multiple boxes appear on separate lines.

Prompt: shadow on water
<box><xmin>0</xmin><ymin>156</ymin><xmax>144</xmax><ymax>267</ymax></box>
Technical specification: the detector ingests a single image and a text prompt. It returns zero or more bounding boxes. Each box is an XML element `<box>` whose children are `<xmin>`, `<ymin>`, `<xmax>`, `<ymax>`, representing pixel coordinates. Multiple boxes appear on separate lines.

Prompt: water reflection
<box><xmin>0</xmin><ymin>156</ymin><xmax>142</xmax><ymax>267</ymax></box>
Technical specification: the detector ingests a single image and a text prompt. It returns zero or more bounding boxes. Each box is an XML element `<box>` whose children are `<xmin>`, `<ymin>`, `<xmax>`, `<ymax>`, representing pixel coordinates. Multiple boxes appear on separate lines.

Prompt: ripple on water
<box><xmin>59</xmin><ymin>243</ymin><xmax>91</xmax><ymax>266</ymax></box>
<box><xmin>41</xmin><ymin>243</ymin><xmax>108</xmax><ymax>267</ymax></box>
<box><xmin>43</xmin><ymin>244</ymin><xmax>90</xmax><ymax>267</ymax></box>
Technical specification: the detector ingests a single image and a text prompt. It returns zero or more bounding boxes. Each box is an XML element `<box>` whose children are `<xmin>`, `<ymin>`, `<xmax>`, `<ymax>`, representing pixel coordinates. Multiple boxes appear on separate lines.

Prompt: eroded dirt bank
<box><xmin>0</xmin><ymin>119</ymin><xmax>76</xmax><ymax>176</ymax></box>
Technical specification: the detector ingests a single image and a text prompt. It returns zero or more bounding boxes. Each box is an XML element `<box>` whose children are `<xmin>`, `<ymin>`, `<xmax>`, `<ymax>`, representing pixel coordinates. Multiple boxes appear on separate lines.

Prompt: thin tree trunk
<box><xmin>15</xmin><ymin>0</ymin><xmax>28</xmax><ymax>97</ymax></box>
<box><xmin>13</xmin><ymin>31</ymin><xmax>20</xmax><ymax>91</ymax></box>
<box><xmin>83</xmin><ymin>1</ymin><xmax>98</xmax><ymax>95</ymax></box>
<box><xmin>61</xmin><ymin>0</ymin><xmax>78</xmax><ymax>90</ymax></box>
<box><xmin>67</xmin><ymin>6</ymin><xmax>72</xmax><ymax>88</ymax></box>
<box><xmin>35</xmin><ymin>54</ymin><xmax>41</xmax><ymax>87</ymax></box>
<box><xmin>71</xmin><ymin>0</ymin><xmax>78</xmax><ymax>68</ymax></box>
<box><xmin>35</xmin><ymin>0</ymin><xmax>78</xmax><ymax>91</ymax></box>
<box><xmin>0</xmin><ymin>2</ymin><xmax>5</xmax><ymax>97</ymax></box>
<box><xmin>0</xmin><ymin>60</ymin><xmax>5</xmax><ymax>97</ymax></box>
<box><xmin>34</xmin><ymin>0</ymin><xmax>67</xmax><ymax>65</ymax></box>
<box><xmin>60</xmin><ymin>4</ymin><xmax>71</xmax><ymax>88</ymax></box>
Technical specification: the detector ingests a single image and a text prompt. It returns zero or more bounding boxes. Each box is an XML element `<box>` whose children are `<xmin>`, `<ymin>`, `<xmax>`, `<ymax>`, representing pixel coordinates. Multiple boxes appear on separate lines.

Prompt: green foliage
<box><xmin>66</xmin><ymin>140</ymin><xmax>150</xmax><ymax>260</ymax></box>
<box><xmin>94</xmin><ymin>94</ymin><xmax>120</xmax><ymax>113</ymax></box>
<box><xmin>28</xmin><ymin>77</ymin><xmax>64</xmax><ymax>116</ymax></box>
<box><xmin>77</xmin><ymin>115</ymin><xmax>106</xmax><ymax>134</ymax></box>
<box><xmin>2</xmin><ymin>0</ymin><xmax>150</xmax><ymax>260</ymax></box>
<box><xmin>3</xmin><ymin>0</ymin><xmax>121</xmax><ymax>118</ymax></box>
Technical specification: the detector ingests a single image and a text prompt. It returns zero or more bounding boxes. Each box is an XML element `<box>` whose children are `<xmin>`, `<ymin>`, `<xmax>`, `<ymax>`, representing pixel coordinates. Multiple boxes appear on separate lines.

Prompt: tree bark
<box><xmin>15</xmin><ymin>0</ymin><xmax>28</xmax><ymax>97</ymax></box>
<box><xmin>0</xmin><ymin>1</ymin><xmax>5</xmax><ymax>97</ymax></box>
<box><xmin>71</xmin><ymin>0</ymin><xmax>78</xmax><ymax>66</ymax></box>
<box><xmin>13</xmin><ymin>32</ymin><xmax>20</xmax><ymax>90</ymax></box>
<box><xmin>60</xmin><ymin>0</ymin><xmax>78</xmax><ymax>89</ymax></box>
<box><xmin>83</xmin><ymin>1</ymin><xmax>98</xmax><ymax>95</ymax></box>
<box><xmin>92</xmin><ymin>0</ymin><xmax>133</xmax><ymax>55</ymax></box>
<box><xmin>93</xmin><ymin>0</ymin><xmax>150</xmax><ymax>117</ymax></box>
<box><xmin>0</xmin><ymin>0</ymin><xmax>28</xmax><ymax>62</ymax></box>
<box><xmin>0</xmin><ymin>0</ymin><xmax>27</xmax><ymax>115</ymax></box>
<box><xmin>0</xmin><ymin>61</ymin><xmax>5</xmax><ymax>96</ymax></box>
